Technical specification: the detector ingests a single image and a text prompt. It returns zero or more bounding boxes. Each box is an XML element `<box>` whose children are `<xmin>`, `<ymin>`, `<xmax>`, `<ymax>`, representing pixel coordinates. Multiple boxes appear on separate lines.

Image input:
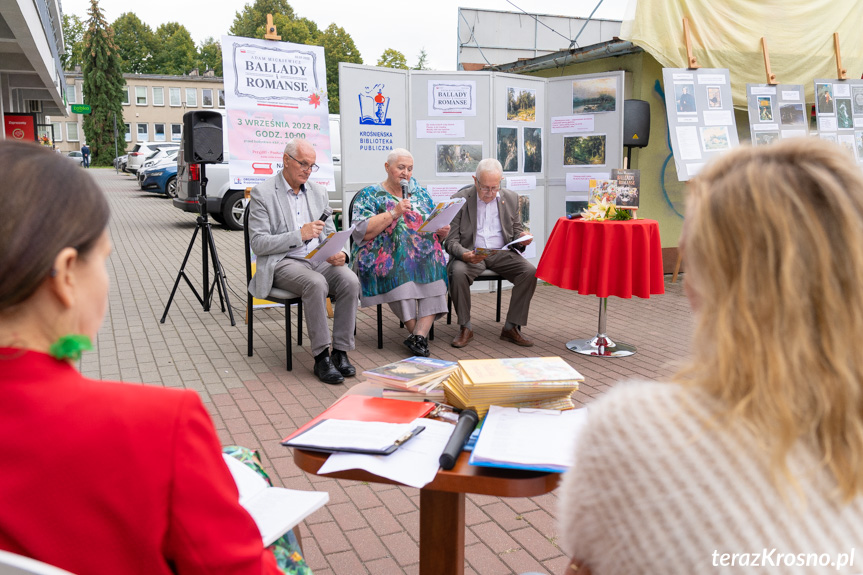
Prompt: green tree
<box><xmin>61</xmin><ymin>14</ymin><xmax>85</xmax><ymax>71</ymax></box>
<box><xmin>229</xmin><ymin>0</ymin><xmax>295</xmax><ymax>39</ymax></box>
<box><xmin>377</xmin><ymin>48</ymin><xmax>408</xmax><ymax>69</ymax></box>
<box><xmin>81</xmin><ymin>0</ymin><xmax>126</xmax><ymax>166</ymax></box>
<box><xmin>413</xmin><ymin>48</ymin><xmax>430</xmax><ymax>70</ymax></box>
<box><xmin>196</xmin><ymin>37</ymin><xmax>223</xmax><ymax>76</ymax></box>
<box><xmin>111</xmin><ymin>13</ymin><xmax>156</xmax><ymax>73</ymax></box>
<box><xmin>151</xmin><ymin>22</ymin><xmax>197</xmax><ymax>75</ymax></box>
<box><xmin>320</xmin><ymin>23</ymin><xmax>362</xmax><ymax>113</ymax></box>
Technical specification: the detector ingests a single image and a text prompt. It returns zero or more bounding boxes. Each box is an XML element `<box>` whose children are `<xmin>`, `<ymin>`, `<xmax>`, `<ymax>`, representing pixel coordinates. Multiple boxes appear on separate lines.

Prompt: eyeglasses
<box><xmin>286</xmin><ymin>153</ymin><xmax>319</xmax><ymax>173</ymax></box>
<box><xmin>479</xmin><ymin>185</ymin><xmax>501</xmax><ymax>193</ymax></box>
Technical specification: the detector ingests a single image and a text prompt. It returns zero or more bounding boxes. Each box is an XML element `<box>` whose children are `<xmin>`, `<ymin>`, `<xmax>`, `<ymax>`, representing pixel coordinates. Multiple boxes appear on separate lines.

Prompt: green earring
<box><xmin>48</xmin><ymin>334</ymin><xmax>93</xmax><ymax>361</ymax></box>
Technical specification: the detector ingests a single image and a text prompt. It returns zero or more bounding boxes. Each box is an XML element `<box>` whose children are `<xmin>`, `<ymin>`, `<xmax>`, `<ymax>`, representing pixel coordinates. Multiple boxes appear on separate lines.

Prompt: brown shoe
<box><xmin>500</xmin><ymin>326</ymin><xmax>534</xmax><ymax>347</ymax></box>
<box><xmin>451</xmin><ymin>326</ymin><xmax>474</xmax><ymax>348</ymax></box>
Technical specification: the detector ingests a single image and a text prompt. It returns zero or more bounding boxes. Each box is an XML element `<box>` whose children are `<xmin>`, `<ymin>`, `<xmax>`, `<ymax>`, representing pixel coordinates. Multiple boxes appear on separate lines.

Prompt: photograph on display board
<box><xmin>571</xmin><ymin>77</ymin><xmax>616</xmax><ymax>114</ymax></box>
<box><xmin>754</xmin><ymin>131</ymin><xmax>780</xmax><ymax>147</ymax></box>
<box><xmin>757</xmin><ymin>96</ymin><xmax>774</xmax><ymax>122</ymax></box>
<box><xmin>779</xmin><ymin>104</ymin><xmax>806</xmax><ymax>126</ymax></box>
<box><xmin>518</xmin><ymin>195</ymin><xmax>531</xmax><ymax>234</ymax></box>
<box><xmin>436</xmin><ymin>142</ymin><xmax>482</xmax><ymax>176</ymax></box>
<box><xmin>506</xmin><ymin>87</ymin><xmax>536</xmax><ymax>122</ymax></box>
<box><xmin>853</xmin><ymin>86</ymin><xmax>863</xmax><ymax>115</ymax></box>
<box><xmin>707</xmin><ymin>86</ymin><xmax>722</xmax><ymax>109</ymax></box>
<box><xmin>820</xmin><ymin>133</ymin><xmax>838</xmax><ymax>143</ymax></box>
<box><xmin>700</xmin><ymin>126</ymin><xmax>731</xmax><ymax>151</ymax></box>
<box><xmin>855</xmin><ymin>132</ymin><xmax>863</xmax><ymax>160</ymax></box>
<box><xmin>523</xmin><ymin>127</ymin><xmax>542</xmax><ymax>173</ymax></box>
<box><xmin>838</xmin><ymin>134</ymin><xmax>856</xmax><ymax>158</ymax></box>
<box><xmin>837</xmin><ymin>99</ymin><xmax>853</xmax><ymax>129</ymax></box>
<box><xmin>817</xmin><ymin>83</ymin><xmax>835</xmax><ymax>114</ymax></box>
<box><xmin>497</xmin><ymin>127</ymin><xmax>519</xmax><ymax>172</ymax></box>
<box><xmin>674</xmin><ymin>83</ymin><xmax>697</xmax><ymax>114</ymax></box>
<box><xmin>566</xmin><ymin>196</ymin><xmax>588</xmax><ymax>217</ymax></box>
<box><xmin>563</xmin><ymin>134</ymin><xmax>606</xmax><ymax>166</ymax></box>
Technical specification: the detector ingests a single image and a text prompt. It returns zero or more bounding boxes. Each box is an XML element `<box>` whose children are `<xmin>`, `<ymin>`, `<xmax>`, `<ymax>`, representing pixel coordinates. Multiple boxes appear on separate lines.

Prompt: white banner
<box><xmin>221</xmin><ymin>35</ymin><xmax>333</xmax><ymax>189</ymax></box>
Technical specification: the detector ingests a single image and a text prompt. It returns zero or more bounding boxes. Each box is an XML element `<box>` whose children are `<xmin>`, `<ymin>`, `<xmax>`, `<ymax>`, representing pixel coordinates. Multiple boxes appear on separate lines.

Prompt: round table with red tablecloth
<box><xmin>536</xmin><ymin>217</ymin><xmax>665</xmax><ymax>357</ymax></box>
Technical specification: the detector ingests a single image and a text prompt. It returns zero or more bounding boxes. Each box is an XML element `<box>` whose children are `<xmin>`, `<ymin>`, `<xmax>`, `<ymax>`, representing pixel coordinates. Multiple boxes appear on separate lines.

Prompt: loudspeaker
<box><xmin>183</xmin><ymin>111</ymin><xmax>223</xmax><ymax>163</ymax></box>
<box><xmin>623</xmin><ymin>99</ymin><xmax>650</xmax><ymax>148</ymax></box>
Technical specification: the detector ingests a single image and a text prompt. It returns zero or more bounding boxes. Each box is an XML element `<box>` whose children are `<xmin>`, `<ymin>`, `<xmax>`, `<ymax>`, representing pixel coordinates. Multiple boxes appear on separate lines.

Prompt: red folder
<box><xmin>281</xmin><ymin>394</ymin><xmax>435</xmax><ymax>443</ymax></box>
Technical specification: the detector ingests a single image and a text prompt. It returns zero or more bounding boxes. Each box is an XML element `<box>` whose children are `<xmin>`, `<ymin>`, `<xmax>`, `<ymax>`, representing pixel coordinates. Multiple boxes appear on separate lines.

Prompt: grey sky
<box><xmin>61</xmin><ymin>0</ymin><xmax>631</xmax><ymax>71</ymax></box>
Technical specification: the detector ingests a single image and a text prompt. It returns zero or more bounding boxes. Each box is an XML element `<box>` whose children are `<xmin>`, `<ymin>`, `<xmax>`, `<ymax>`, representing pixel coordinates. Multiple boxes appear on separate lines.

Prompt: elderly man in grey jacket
<box><xmin>248</xmin><ymin>138</ymin><xmax>359</xmax><ymax>385</ymax></box>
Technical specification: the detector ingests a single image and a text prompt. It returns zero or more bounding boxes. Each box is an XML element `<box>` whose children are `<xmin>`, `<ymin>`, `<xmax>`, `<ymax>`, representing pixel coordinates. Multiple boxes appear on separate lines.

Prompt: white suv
<box><xmin>126</xmin><ymin>142</ymin><xmax>179</xmax><ymax>174</ymax></box>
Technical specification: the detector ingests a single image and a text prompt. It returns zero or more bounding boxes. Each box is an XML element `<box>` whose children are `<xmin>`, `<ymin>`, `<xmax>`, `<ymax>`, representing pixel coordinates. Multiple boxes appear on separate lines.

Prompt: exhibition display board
<box><xmin>813</xmin><ymin>78</ymin><xmax>863</xmax><ymax>164</ymax></box>
<box><xmin>339</xmin><ymin>65</ymin><xmax>626</xmax><ymax>262</ymax></box>
<box><xmin>745</xmin><ymin>84</ymin><xmax>809</xmax><ymax>146</ymax></box>
<box><xmin>661</xmin><ymin>68</ymin><xmax>738</xmax><ymax>182</ymax></box>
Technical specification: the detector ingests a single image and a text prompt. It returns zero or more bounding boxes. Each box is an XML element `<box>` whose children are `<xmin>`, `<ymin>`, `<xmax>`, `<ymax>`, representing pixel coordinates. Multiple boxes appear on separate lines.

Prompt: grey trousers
<box><xmin>273</xmin><ymin>257</ymin><xmax>359</xmax><ymax>356</ymax></box>
<box><xmin>447</xmin><ymin>250</ymin><xmax>537</xmax><ymax>327</ymax></box>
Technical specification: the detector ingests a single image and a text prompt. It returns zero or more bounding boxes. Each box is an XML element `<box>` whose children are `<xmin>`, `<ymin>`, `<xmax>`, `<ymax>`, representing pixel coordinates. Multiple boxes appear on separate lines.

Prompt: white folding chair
<box><xmin>0</xmin><ymin>550</ymin><xmax>76</xmax><ymax>575</ymax></box>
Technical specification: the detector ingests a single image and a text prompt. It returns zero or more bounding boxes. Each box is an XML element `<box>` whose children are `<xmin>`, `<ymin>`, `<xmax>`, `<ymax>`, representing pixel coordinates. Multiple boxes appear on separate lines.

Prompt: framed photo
<box><xmin>571</xmin><ymin>77</ymin><xmax>617</xmax><ymax>114</ymax></box>
<box><xmin>496</xmin><ymin>127</ymin><xmax>518</xmax><ymax>172</ymax></box>
<box><xmin>435</xmin><ymin>142</ymin><xmax>482</xmax><ymax>176</ymax></box>
<box><xmin>523</xmin><ymin>127</ymin><xmax>542</xmax><ymax>173</ymax></box>
<box><xmin>563</xmin><ymin>134</ymin><xmax>606</xmax><ymax>166</ymax></box>
<box><xmin>506</xmin><ymin>87</ymin><xmax>536</xmax><ymax>122</ymax></box>
<box><xmin>674</xmin><ymin>82</ymin><xmax>697</xmax><ymax>114</ymax></box>
<box><xmin>757</xmin><ymin>96</ymin><xmax>774</xmax><ymax>122</ymax></box>
<box><xmin>817</xmin><ymin>83</ymin><xmax>835</xmax><ymax>115</ymax></box>
<box><xmin>706</xmin><ymin>86</ymin><xmax>722</xmax><ymax>109</ymax></box>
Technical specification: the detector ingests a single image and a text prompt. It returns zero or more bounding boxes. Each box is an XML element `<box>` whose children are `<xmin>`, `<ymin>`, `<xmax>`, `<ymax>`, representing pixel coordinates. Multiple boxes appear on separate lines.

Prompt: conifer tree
<box><xmin>81</xmin><ymin>0</ymin><xmax>126</xmax><ymax>166</ymax></box>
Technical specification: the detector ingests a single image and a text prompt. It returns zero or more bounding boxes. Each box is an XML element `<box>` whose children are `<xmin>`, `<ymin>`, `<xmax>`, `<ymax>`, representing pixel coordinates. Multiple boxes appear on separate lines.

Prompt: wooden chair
<box><xmin>243</xmin><ymin>206</ymin><xmax>304</xmax><ymax>371</ymax></box>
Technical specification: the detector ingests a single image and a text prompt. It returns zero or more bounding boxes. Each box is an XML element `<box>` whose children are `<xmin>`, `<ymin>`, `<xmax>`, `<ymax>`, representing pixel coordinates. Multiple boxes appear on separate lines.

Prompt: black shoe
<box><xmin>313</xmin><ymin>355</ymin><xmax>345</xmax><ymax>385</ymax></box>
<box><xmin>404</xmin><ymin>334</ymin><xmax>431</xmax><ymax>357</ymax></box>
<box><xmin>331</xmin><ymin>350</ymin><xmax>356</xmax><ymax>377</ymax></box>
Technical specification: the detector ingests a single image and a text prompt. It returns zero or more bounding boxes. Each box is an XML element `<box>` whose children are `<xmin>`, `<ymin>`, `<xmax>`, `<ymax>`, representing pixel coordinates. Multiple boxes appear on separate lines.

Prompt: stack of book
<box><xmin>362</xmin><ymin>356</ymin><xmax>459</xmax><ymax>402</ymax></box>
<box><xmin>443</xmin><ymin>357</ymin><xmax>583</xmax><ymax>417</ymax></box>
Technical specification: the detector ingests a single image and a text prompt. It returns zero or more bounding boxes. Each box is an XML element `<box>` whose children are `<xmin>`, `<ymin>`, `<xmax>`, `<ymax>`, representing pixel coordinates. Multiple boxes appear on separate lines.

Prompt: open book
<box><xmin>222</xmin><ymin>454</ymin><xmax>329</xmax><ymax>546</ymax></box>
<box><xmin>417</xmin><ymin>198</ymin><xmax>466</xmax><ymax>233</ymax></box>
<box><xmin>474</xmin><ymin>235</ymin><xmax>533</xmax><ymax>257</ymax></box>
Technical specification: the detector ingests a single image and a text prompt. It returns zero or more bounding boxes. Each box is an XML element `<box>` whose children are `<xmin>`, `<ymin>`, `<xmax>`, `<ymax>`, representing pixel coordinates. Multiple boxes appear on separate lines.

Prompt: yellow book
<box><xmin>459</xmin><ymin>357</ymin><xmax>583</xmax><ymax>386</ymax></box>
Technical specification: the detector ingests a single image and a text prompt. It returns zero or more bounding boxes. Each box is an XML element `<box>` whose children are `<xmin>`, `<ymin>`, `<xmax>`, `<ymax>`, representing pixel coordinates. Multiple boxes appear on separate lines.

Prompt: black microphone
<box><xmin>305</xmin><ymin>206</ymin><xmax>333</xmax><ymax>244</ymax></box>
<box><xmin>439</xmin><ymin>409</ymin><xmax>478</xmax><ymax>470</ymax></box>
<box><xmin>400</xmin><ymin>178</ymin><xmax>410</xmax><ymax>199</ymax></box>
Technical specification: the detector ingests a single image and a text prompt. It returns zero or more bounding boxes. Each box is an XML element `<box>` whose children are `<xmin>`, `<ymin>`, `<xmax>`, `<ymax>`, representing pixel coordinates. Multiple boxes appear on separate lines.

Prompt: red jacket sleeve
<box><xmin>162</xmin><ymin>391</ymin><xmax>281</xmax><ymax>574</ymax></box>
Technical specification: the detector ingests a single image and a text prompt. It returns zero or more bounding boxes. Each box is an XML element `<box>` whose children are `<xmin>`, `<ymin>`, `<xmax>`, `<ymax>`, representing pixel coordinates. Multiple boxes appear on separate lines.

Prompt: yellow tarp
<box><xmin>620</xmin><ymin>0</ymin><xmax>863</xmax><ymax>108</ymax></box>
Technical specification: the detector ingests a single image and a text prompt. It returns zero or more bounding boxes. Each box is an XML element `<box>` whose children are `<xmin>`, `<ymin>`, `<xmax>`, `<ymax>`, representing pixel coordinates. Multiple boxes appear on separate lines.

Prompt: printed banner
<box><xmin>221</xmin><ymin>35</ymin><xmax>333</xmax><ymax>189</ymax></box>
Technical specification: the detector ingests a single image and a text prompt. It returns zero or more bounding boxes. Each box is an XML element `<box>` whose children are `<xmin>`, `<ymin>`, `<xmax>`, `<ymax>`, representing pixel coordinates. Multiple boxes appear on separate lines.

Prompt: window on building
<box><xmin>154</xmin><ymin>123</ymin><xmax>166</xmax><ymax>141</ymax></box>
<box><xmin>218</xmin><ymin>89</ymin><xmax>225</xmax><ymax>107</ymax></box>
<box><xmin>202</xmin><ymin>89</ymin><xmax>213</xmax><ymax>107</ymax></box>
<box><xmin>66</xmin><ymin>122</ymin><xmax>79</xmax><ymax>141</ymax></box>
<box><xmin>169</xmin><ymin>87</ymin><xmax>181</xmax><ymax>107</ymax></box>
<box><xmin>121</xmin><ymin>86</ymin><xmax>130</xmax><ymax>105</ymax></box>
<box><xmin>137</xmin><ymin>123</ymin><xmax>148</xmax><ymax>141</ymax></box>
<box><xmin>124</xmin><ymin>124</ymin><xmax>131</xmax><ymax>142</ymax></box>
<box><xmin>51</xmin><ymin>121</ymin><xmax>62</xmax><ymax>142</ymax></box>
<box><xmin>66</xmin><ymin>84</ymin><xmax>77</xmax><ymax>105</ymax></box>
<box><xmin>171</xmin><ymin>123</ymin><xmax>183</xmax><ymax>142</ymax></box>
<box><xmin>152</xmin><ymin>87</ymin><xmax>165</xmax><ymax>106</ymax></box>
<box><xmin>185</xmin><ymin>88</ymin><xmax>197</xmax><ymax>107</ymax></box>
<box><xmin>135</xmin><ymin>86</ymin><xmax>147</xmax><ymax>105</ymax></box>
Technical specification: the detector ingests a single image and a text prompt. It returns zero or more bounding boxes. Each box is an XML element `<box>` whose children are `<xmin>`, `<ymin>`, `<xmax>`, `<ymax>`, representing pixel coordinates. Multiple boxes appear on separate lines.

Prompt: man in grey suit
<box><xmin>248</xmin><ymin>138</ymin><xmax>359</xmax><ymax>384</ymax></box>
<box><xmin>445</xmin><ymin>158</ymin><xmax>537</xmax><ymax>348</ymax></box>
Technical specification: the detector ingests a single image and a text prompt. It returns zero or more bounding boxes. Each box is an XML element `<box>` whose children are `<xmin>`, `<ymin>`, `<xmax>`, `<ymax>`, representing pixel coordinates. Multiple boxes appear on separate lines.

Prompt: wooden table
<box><xmin>291</xmin><ymin>384</ymin><xmax>560</xmax><ymax>574</ymax></box>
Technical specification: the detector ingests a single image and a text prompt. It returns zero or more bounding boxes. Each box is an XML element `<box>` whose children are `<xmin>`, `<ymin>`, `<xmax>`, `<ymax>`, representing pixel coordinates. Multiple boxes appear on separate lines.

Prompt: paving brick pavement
<box><xmin>81</xmin><ymin>169</ymin><xmax>694</xmax><ymax>574</ymax></box>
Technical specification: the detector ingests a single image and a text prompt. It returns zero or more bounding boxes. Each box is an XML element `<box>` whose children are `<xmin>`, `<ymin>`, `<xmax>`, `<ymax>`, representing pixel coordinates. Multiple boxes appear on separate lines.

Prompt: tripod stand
<box><xmin>160</xmin><ymin>163</ymin><xmax>236</xmax><ymax>326</ymax></box>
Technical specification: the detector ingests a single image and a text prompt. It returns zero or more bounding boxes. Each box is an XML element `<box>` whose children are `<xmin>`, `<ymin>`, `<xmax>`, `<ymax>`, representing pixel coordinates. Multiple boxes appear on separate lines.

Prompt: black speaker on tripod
<box><xmin>183</xmin><ymin>110</ymin><xmax>223</xmax><ymax>164</ymax></box>
<box><xmin>623</xmin><ymin>99</ymin><xmax>650</xmax><ymax>166</ymax></box>
<box><xmin>161</xmin><ymin>111</ymin><xmax>234</xmax><ymax>326</ymax></box>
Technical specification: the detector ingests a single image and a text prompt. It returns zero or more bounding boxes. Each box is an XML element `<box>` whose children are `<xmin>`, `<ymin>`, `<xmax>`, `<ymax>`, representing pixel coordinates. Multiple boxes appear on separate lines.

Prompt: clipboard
<box><xmin>282</xmin><ymin>419</ymin><xmax>426</xmax><ymax>455</ymax></box>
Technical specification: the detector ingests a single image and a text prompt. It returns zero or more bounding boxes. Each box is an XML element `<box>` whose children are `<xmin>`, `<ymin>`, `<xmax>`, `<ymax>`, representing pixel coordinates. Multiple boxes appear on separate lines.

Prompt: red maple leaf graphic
<box><xmin>308</xmin><ymin>93</ymin><xmax>321</xmax><ymax>108</ymax></box>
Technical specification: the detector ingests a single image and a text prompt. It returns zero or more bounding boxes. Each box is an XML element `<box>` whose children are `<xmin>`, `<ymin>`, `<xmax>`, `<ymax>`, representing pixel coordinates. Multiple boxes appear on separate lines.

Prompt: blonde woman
<box><xmin>558</xmin><ymin>139</ymin><xmax>863</xmax><ymax>574</ymax></box>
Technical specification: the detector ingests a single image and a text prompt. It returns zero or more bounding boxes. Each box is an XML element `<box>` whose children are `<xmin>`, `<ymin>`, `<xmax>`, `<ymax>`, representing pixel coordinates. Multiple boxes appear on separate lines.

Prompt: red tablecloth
<box><xmin>536</xmin><ymin>217</ymin><xmax>665</xmax><ymax>298</ymax></box>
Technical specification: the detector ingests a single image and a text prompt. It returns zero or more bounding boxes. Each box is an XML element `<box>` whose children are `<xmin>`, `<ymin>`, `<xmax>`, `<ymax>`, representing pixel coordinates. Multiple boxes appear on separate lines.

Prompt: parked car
<box><xmin>173</xmin><ymin>114</ymin><xmax>342</xmax><ymax>231</ymax></box>
<box><xmin>139</xmin><ymin>163</ymin><xmax>179</xmax><ymax>197</ymax></box>
<box><xmin>66</xmin><ymin>151</ymin><xmax>84</xmax><ymax>166</ymax></box>
<box><xmin>126</xmin><ymin>142</ymin><xmax>179</xmax><ymax>174</ymax></box>
<box><xmin>137</xmin><ymin>148</ymin><xmax>180</xmax><ymax>187</ymax></box>
<box><xmin>113</xmin><ymin>154</ymin><xmax>127</xmax><ymax>171</ymax></box>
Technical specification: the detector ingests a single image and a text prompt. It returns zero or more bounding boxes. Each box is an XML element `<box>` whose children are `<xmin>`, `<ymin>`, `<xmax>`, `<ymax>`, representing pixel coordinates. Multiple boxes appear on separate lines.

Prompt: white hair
<box><xmin>386</xmin><ymin>148</ymin><xmax>413</xmax><ymax>164</ymax></box>
<box><xmin>283</xmin><ymin>138</ymin><xmax>312</xmax><ymax>157</ymax></box>
<box><xmin>476</xmin><ymin>158</ymin><xmax>503</xmax><ymax>179</ymax></box>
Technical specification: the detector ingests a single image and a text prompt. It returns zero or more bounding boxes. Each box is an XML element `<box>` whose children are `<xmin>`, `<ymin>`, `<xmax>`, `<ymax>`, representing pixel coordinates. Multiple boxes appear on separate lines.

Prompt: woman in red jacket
<box><xmin>0</xmin><ymin>140</ymin><xmax>292</xmax><ymax>574</ymax></box>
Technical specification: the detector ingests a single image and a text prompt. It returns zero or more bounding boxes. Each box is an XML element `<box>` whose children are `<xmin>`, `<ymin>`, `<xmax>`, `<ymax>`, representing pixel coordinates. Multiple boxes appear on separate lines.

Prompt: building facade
<box><xmin>49</xmin><ymin>71</ymin><xmax>225</xmax><ymax>154</ymax></box>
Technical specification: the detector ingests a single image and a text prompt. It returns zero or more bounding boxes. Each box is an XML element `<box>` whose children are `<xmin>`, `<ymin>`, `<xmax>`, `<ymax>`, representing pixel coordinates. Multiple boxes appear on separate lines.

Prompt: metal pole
<box><xmin>113</xmin><ymin>113</ymin><xmax>119</xmax><ymax>174</ymax></box>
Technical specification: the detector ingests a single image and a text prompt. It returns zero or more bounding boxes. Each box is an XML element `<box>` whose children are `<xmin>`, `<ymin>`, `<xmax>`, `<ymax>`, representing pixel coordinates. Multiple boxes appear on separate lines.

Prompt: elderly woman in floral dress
<box><xmin>351</xmin><ymin>148</ymin><xmax>450</xmax><ymax>357</ymax></box>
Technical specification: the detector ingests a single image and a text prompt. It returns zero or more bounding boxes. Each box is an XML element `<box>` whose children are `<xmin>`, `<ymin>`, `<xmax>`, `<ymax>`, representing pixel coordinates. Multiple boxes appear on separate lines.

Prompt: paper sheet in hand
<box><xmin>305</xmin><ymin>225</ymin><xmax>355</xmax><ymax>263</ymax></box>
<box><xmin>222</xmin><ymin>454</ymin><xmax>329</xmax><ymax>546</ymax></box>
<box><xmin>469</xmin><ymin>405</ymin><xmax>588</xmax><ymax>472</ymax></box>
<box><xmin>417</xmin><ymin>198</ymin><xmax>466</xmax><ymax>233</ymax></box>
<box><xmin>318</xmin><ymin>418</ymin><xmax>454</xmax><ymax>488</ymax></box>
